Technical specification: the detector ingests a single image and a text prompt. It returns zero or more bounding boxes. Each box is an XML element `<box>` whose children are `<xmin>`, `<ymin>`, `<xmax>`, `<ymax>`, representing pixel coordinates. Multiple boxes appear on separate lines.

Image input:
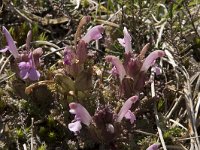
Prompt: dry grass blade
<box><xmin>169</xmin><ymin>119</ymin><xmax>188</xmax><ymax>131</ymax></box>
<box><xmin>0</xmin><ymin>55</ymin><xmax>11</xmax><ymax>74</ymax></box>
<box><xmin>195</xmin><ymin>93</ymin><xmax>200</xmax><ymax>120</ymax></box>
<box><xmin>165</xmin><ymin>95</ymin><xmax>183</xmax><ymax>120</ymax></box>
<box><xmin>151</xmin><ymin>69</ymin><xmax>167</xmax><ymax>150</ymax></box>
<box><xmin>178</xmin><ymin>65</ymin><xmax>200</xmax><ymax>149</ymax></box>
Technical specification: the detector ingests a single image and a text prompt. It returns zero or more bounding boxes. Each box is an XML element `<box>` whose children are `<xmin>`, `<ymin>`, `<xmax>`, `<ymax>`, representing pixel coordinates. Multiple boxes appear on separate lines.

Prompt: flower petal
<box><xmin>69</xmin><ymin>109</ymin><xmax>76</xmax><ymax>114</ymax></box>
<box><xmin>18</xmin><ymin>62</ymin><xmax>31</xmax><ymax>79</ymax></box>
<box><xmin>106</xmin><ymin>123</ymin><xmax>114</xmax><ymax>133</ymax></box>
<box><xmin>118</xmin><ymin>27</ymin><xmax>132</xmax><ymax>53</ymax></box>
<box><xmin>69</xmin><ymin>103</ymin><xmax>92</xmax><ymax>126</ymax></box>
<box><xmin>140</xmin><ymin>50</ymin><xmax>165</xmax><ymax>72</ymax></box>
<box><xmin>68</xmin><ymin>121</ymin><xmax>82</xmax><ymax>132</ymax></box>
<box><xmin>146</xmin><ymin>143</ymin><xmax>160</xmax><ymax>150</ymax></box>
<box><xmin>123</xmin><ymin>27</ymin><xmax>132</xmax><ymax>53</ymax></box>
<box><xmin>0</xmin><ymin>46</ymin><xmax>9</xmax><ymax>52</ymax></box>
<box><xmin>117</xmin><ymin>96</ymin><xmax>138</xmax><ymax>122</ymax></box>
<box><xmin>20</xmin><ymin>70</ymin><xmax>29</xmax><ymax>80</ymax></box>
<box><xmin>2</xmin><ymin>26</ymin><xmax>19</xmax><ymax>58</ymax></box>
<box><xmin>64</xmin><ymin>47</ymin><xmax>76</xmax><ymax>65</ymax></box>
<box><xmin>28</xmin><ymin>68</ymin><xmax>40</xmax><ymax>81</ymax></box>
<box><xmin>81</xmin><ymin>25</ymin><xmax>104</xmax><ymax>43</ymax></box>
<box><xmin>105</xmin><ymin>55</ymin><xmax>126</xmax><ymax>83</ymax></box>
<box><xmin>124</xmin><ymin>110</ymin><xmax>136</xmax><ymax>124</ymax></box>
<box><xmin>33</xmin><ymin>48</ymin><xmax>43</xmax><ymax>67</ymax></box>
<box><xmin>109</xmin><ymin>66</ymin><xmax>118</xmax><ymax>76</ymax></box>
<box><xmin>117</xmin><ymin>38</ymin><xmax>125</xmax><ymax>47</ymax></box>
<box><xmin>151</xmin><ymin>66</ymin><xmax>162</xmax><ymax>75</ymax></box>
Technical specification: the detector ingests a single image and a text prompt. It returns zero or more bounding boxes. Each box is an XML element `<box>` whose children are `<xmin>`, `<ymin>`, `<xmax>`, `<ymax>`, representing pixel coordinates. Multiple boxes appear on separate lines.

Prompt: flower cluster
<box><xmin>68</xmin><ymin>96</ymin><xmax>138</xmax><ymax>143</ymax></box>
<box><xmin>0</xmin><ymin>26</ymin><xmax>42</xmax><ymax>81</ymax></box>
<box><xmin>65</xmin><ymin>25</ymin><xmax>165</xmax><ymax>148</ymax></box>
<box><xmin>106</xmin><ymin>27</ymin><xmax>165</xmax><ymax>97</ymax></box>
<box><xmin>63</xmin><ymin>25</ymin><xmax>104</xmax><ymax>76</ymax></box>
<box><xmin>1</xmin><ymin>20</ymin><xmax>164</xmax><ymax>149</ymax></box>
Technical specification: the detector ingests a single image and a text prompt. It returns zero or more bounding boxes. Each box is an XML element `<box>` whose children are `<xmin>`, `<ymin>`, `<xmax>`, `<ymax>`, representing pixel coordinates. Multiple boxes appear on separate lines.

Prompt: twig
<box><xmin>96</xmin><ymin>19</ymin><xmax>119</xmax><ymax>28</ymax></box>
<box><xmin>153</xmin><ymin>103</ymin><xmax>167</xmax><ymax>150</ymax></box>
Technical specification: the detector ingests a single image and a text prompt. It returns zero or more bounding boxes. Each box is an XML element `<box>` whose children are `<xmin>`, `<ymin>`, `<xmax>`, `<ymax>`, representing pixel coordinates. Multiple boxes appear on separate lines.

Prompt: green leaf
<box><xmin>54</xmin><ymin>73</ymin><xmax>75</xmax><ymax>93</ymax></box>
<box><xmin>75</xmin><ymin>68</ymin><xmax>93</xmax><ymax>91</ymax></box>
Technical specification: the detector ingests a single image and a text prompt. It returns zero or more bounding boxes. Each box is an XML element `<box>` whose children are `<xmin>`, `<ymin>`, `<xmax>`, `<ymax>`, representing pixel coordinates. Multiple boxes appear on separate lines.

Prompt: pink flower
<box><xmin>68</xmin><ymin>102</ymin><xmax>92</xmax><ymax>133</ymax></box>
<box><xmin>106</xmin><ymin>27</ymin><xmax>165</xmax><ymax>96</ymax></box>
<box><xmin>140</xmin><ymin>50</ymin><xmax>165</xmax><ymax>72</ymax></box>
<box><xmin>64</xmin><ymin>25</ymin><xmax>104</xmax><ymax>66</ymax></box>
<box><xmin>146</xmin><ymin>143</ymin><xmax>160</xmax><ymax>150</ymax></box>
<box><xmin>105</xmin><ymin>55</ymin><xmax>126</xmax><ymax>82</ymax></box>
<box><xmin>81</xmin><ymin>25</ymin><xmax>104</xmax><ymax>43</ymax></box>
<box><xmin>117</xmin><ymin>96</ymin><xmax>138</xmax><ymax>124</ymax></box>
<box><xmin>63</xmin><ymin>47</ymin><xmax>76</xmax><ymax>65</ymax></box>
<box><xmin>18</xmin><ymin>53</ymin><xmax>40</xmax><ymax>81</ymax></box>
<box><xmin>0</xmin><ymin>26</ymin><xmax>19</xmax><ymax>59</ymax></box>
<box><xmin>68</xmin><ymin>121</ymin><xmax>82</xmax><ymax>133</ymax></box>
<box><xmin>118</xmin><ymin>27</ymin><xmax>132</xmax><ymax>53</ymax></box>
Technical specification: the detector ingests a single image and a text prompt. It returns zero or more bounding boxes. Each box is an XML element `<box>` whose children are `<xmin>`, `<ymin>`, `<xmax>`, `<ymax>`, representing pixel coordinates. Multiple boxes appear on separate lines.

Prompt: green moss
<box><xmin>15</xmin><ymin>128</ymin><xmax>24</xmax><ymax>139</ymax></box>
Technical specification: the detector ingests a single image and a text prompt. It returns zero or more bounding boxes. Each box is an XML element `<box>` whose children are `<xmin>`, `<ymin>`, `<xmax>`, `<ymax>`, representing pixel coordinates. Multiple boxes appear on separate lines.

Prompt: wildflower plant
<box><xmin>1</xmin><ymin>0</ymin><xmax>199</xmax><ymax>149</ymax></box>
<box><xmin>106</xmin><ymin>27</ymin><xmax>165</xmax><ymax>97</ymax></box>
<box><xmin>0</xmin><ymin>26</ymin><xmax>43</xmax><ymax>81</ymax></box>
<box><xmin>55</xmin><ymin>16</ymin><xmax>104</xmax><ymax>96</ymax></box>
<box><xmin>68</xmin><ymin>96</ymin><xmax>138</xmax><ymax>145</ymax></box>
<box><xmin>0</xmin><ymin>18</ymin><xmax>166</xmax><ymax>149</ymax></box>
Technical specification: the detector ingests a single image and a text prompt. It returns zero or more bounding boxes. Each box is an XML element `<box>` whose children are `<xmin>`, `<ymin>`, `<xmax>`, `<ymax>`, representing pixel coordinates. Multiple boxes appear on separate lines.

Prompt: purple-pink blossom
<box><xmin>118</xmin><ymin>27</ymin><xmax>132</xmax><ymax>53</ymax></box>
<box><xmin>68</xmin><ymin>96</ymin><xmax>139</xmax><ymax>133</ymax></box>
<box><xmin>146</xmin><ymin>143</ymin><xmax>160</xmax><ymax>150</ymax></box>
<box><xmin>105</xmin><ymin>28</ymin><xmax>165</xmax><ymax>96</ymax></box>
<box><xmin>0</xmin><ymin>27</ymin><xmax>42</xmax><ymax>81</ymax></box>
<box><xmin>117</xmin><ymin>95</ymin><xmax>138</xmax><ymax>124</ymax></box>
<box><xmin>81</xmin><ymin>25</ymin><xmax>104</xmax><ymax>43</ymax></box>
<box><xmin>68</xmin><ymin>102</ymin><xmax>92</xmax><ymax>133</ymax></box>
<box><xmin>18</xmin><ymin>53</ymin><xmax>40</xmax><ymax>81</ymax></box>
<box><xmin>105</xmin><ymin>55</ymin><xmax>126</xmax><ymax>82</ymax></box>
<box><xmin>140</xmin><ymin>50</ymin><xmax>165</xmax><ymax>72</ymax></box>
<box><xmin>64</xmin><ymin>25</ymin><xmax>104</xmax><ymax>65</ymax></box>
<box><xmin>63</xmin><ymin>47</ymin><xmax>76</xmax><ymax>65</ymax></box>
<box><xmin>0</xmin><ymin>26</ymin><xmax>19</xmax><ymax>59</ymax></box>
